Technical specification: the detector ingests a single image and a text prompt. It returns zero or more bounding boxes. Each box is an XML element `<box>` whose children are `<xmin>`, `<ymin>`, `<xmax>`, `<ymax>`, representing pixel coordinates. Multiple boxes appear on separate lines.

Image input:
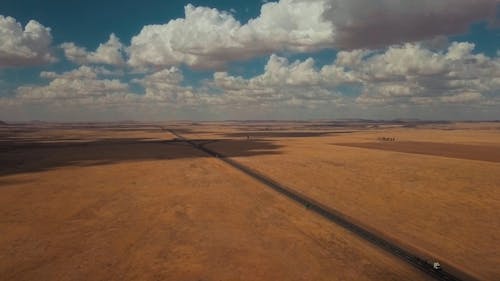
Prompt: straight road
<box><xmin>166</xmin><ymin>129</ymin><xmax>473</xmax><ymax>281</ymax></box>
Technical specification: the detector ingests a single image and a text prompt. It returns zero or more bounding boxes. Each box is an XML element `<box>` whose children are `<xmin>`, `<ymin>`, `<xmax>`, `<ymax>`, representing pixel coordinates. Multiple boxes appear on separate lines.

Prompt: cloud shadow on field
<box><xmin>0</xmin><ymin>137</ymin><xmax>283</xmax><ymax>177</ymax></box>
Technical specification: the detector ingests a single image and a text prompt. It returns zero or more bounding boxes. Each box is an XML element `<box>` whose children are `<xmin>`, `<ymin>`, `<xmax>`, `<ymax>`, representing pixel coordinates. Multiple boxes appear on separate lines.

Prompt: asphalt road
<box><xmin>166</xmin><ymin>129</ymin><xmax>470</xmax><ymax>281</ymax></box>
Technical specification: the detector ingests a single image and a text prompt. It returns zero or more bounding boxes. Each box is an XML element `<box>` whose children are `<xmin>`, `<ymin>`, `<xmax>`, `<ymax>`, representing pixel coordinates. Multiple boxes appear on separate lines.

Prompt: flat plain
<box><xmin>1</xmin><ymin>121</ymin><xmax>499</xmax><ymax>280</ymax></box>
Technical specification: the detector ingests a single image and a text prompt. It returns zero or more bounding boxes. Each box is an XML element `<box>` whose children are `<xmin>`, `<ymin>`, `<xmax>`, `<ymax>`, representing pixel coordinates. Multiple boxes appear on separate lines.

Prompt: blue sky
<box><xmin>1</xmin><ymin>0</ymin><xmax>263</xmax><ymax>46</ymax></box>
<box><xmin>0</xmin><ymin>0</ymin><xmax>499</xmax><ymax>121</ymax></box>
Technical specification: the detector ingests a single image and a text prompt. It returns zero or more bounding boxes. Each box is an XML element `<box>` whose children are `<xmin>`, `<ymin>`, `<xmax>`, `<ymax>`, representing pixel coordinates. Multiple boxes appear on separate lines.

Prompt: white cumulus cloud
<box><xmin>351</xmin><ymin>42</ymin><xmax>500</xmax><ymax>105</ymax></box>
<box><xmin>61</xmin><ymin>33</ymin><xmax>125</xmax><ymax>66</ymax></box>
<box><xmin>3</xmin><ymin>39</ymin><xmax>499</xmax><ymax>119</ymax></box>
<box><xmin>0</xmin><ymin>15</ymin><xmax>56</xmax><ymax>67</ymax></box>
<box><xmin>127</xmin><ymin>0</ymin><xmax>497</xmax><ymax>70</ymax></box>
<box><xmin>211</xmin><ymin>41</ymin><xmax>500</xmax><ymax>108</ymax></box>
<box><xmin>132</xmin><ymin>67</ymin><xmax>198</xmax><ymax>104</ymax></box>
<box><xmin>128</xmin><ymin>0</ymin><xmax>333</xmax><ymax>69</ymax></box>
<box><xmin>212</xmin><ymin>54</ymin><xmax>347</xmax><ymax>108</ymax></box>
<box><xmin>17</xmin><ymin>66</ymin><xmax>130</xmax><ymax>100</ymax></box>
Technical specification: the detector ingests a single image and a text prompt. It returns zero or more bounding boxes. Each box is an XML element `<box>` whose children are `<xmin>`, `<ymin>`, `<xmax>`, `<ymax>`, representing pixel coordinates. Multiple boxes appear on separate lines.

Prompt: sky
<box><xmin>0</xmin><ymin>0</ymin><xmax>499</xmax><ymax>121</ymax></box>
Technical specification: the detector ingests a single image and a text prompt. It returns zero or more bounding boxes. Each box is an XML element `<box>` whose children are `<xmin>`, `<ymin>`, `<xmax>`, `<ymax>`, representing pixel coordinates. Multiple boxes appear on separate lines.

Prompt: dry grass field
<box><xmin>195</xmin><ymin>122</ymin><xmax>500</xmax><ymax>281</ymax></box>
<box><xmin>1</xmin><ymin>121</ymin><xmax>499</xmax><ymax>280</ymax></box>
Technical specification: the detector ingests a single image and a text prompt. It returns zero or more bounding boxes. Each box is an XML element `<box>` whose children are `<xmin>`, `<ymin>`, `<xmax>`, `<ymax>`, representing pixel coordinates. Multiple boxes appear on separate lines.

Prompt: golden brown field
<box><xmin>1</xmin><ymin>121</ymin><xmax>499</xmax><ymax>280</ymax></box>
